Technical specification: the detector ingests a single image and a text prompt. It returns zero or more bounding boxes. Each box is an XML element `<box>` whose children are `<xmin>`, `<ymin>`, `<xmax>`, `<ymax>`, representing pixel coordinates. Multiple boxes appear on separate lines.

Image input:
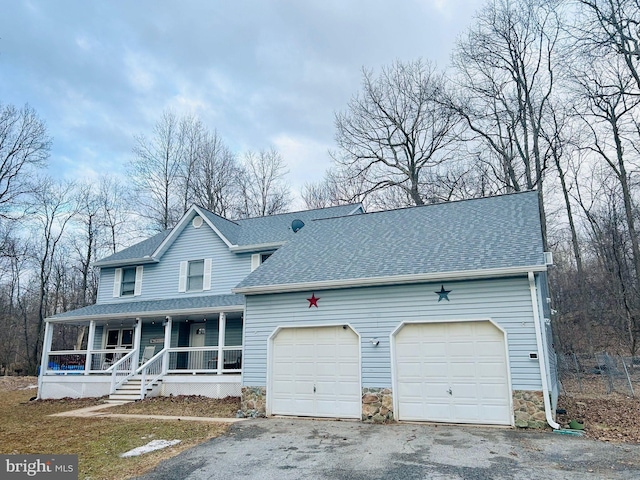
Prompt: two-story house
<box><xmin>39</xmin><ymin>192</ymin><xmax>559</xmax><ymax>428</ymax></box>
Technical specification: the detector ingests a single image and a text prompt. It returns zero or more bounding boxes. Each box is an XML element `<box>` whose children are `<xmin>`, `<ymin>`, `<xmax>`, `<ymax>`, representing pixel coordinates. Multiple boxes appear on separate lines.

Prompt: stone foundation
<box><xmin>362</xmin><ymin>387</ymin><xmax>394</xmax><ymax>423</ymax></box>
<box><xmin>512</xmin><ymin>390</ymin><xmax>547</xmax><ymax>428</ymax></box>
<box><xmin>238</xmin><ymin>386</ymin><xmax>266</xmax><ymax>418</ymax></box>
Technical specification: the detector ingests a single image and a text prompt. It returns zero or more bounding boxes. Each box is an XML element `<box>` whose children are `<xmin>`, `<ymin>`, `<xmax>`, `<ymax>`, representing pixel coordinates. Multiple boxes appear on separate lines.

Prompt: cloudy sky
<box><xmin>1</xmin><ymin>0</ymin><xmax>484</xmax><ymax>206</ymax></box>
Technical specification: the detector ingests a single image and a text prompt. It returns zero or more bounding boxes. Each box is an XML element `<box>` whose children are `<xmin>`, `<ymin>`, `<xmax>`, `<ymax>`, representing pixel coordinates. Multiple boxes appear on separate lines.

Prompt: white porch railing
<box><xmin>166</xmin><ymin>346</ymin><xmax>242</xmax><ymax>373</ymax></box>
<box><xmin>88</xmin><ymin>349</ymin><xmax>131</xmax><ymax>372</ymax></box>
<box><xmin>136</xmin><ymin>348</ymin><xmax>167</xmax><ymax>399</ymax></box>
<box><xmin>43</xmin><ymin>346</ymin><xmax>241</xmax><ymax>377</ymax></box>
<box><xmin>109</xmin><ymin>348</ymin><xmax>138</xmax><ymax>394</ymax></box>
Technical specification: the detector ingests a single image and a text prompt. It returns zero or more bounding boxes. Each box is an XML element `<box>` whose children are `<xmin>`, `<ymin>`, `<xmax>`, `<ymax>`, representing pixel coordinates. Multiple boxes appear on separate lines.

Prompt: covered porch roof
<box><xmin>47</xmin><ymin>294</ymin><xmax>245</xmax><ymax>323</ymax></box>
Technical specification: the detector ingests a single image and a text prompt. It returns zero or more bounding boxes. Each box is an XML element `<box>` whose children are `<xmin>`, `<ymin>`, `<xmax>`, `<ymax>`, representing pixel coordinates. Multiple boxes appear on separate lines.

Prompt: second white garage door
<box><xmin>394</xmin><ymin>321</ymin><xmax>511</xmax><ymax>425</ymax></box>
<box><xmin>270</xmin><ymin>325</ymin><xmax>361</xmax><ymax>418</ymax></box>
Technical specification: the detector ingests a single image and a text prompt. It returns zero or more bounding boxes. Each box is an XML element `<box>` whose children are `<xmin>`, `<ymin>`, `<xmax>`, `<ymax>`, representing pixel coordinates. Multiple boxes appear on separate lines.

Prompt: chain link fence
<box><xmin>558</xmin><ymin>352</ymin><xmax>638</xmax><ymax>397</ymax></box>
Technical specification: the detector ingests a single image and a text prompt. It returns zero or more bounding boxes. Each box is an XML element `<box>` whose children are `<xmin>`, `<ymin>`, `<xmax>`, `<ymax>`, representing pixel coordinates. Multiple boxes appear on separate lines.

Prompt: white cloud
<box><xmin>271</xmin><ymin>133</ymin><xmax>333</xmax><ymax>208</ymax></box>
<box><xmin>124</xmin><ymin>51</ymin><xmax>157</xmax><ymax>92</ymax></box>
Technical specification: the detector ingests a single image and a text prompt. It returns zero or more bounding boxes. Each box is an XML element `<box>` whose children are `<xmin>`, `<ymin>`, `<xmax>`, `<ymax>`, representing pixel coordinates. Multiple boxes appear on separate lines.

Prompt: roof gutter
<box><xmin>229</xmin><ymin>241</ymin><xmax>285</xmax><ymax>253</ymax></box>
<box><xmin>528</xmin><ymin>271</ymin><xmax>560</xmax><ymax>430</ymax></box>
<box><xmin>233</xmin><ymin>264</ymin><xmax>548</xmax><ymax>295</ymax></box>
<box><xmin>93</xmin><ymin>257</ymin><xmax>159</xmax><ymax>268</ymax></box>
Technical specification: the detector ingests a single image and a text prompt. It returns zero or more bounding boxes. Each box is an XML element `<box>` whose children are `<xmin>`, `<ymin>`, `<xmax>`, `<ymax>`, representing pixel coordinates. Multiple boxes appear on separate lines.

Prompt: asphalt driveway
<box><xmin>138</xmin><ymin>418</ymin><xmax>640</xmax><ymax>480</ymax></box>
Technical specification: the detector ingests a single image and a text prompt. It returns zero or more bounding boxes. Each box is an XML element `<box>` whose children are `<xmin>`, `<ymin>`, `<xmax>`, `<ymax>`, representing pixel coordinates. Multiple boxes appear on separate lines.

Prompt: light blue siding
<box><xmin>242</xmin><ymin>277</ymin><xmax>543</xmax><ymax>391</ymax></box>
<box><xmin>138</xmin><ymin>323</ymin><xmax>165</xmax><ymax>361</ymax></box>
<box><xmin>93</xmin><ymin>326</ymin><xmax>103</xmax><ymax>349</ymax></box>
<box><xmin>96</xmin><ymin>223</ymin><xmax>252</xmax><ymax>304</ymax></box>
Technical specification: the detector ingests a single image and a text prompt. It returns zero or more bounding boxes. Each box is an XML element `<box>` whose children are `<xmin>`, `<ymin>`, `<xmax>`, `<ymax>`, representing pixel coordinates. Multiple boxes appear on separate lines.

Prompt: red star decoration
<box><xmin>307</xmin><ymin>293</ymin><xmax>320</xmax><ymax>308</ymax></box>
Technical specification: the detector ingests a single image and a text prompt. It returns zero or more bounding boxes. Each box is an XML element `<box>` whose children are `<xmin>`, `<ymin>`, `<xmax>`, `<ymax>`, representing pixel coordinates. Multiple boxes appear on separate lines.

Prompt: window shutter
<box><xmin>178</xmin><ymin>261</ymin><xmax>187</xmax><ymax>293</ymax></box>
<box><xmin>203</xmin><ymin>258</ymin><xmax>212</xmax><ymax>291</ymax></box>
<box><xmin>113</xmin><ymin>268</ymin><xmax>122</xmax><ymax>298</ymax></box>
<box><xmin>251</xmin><ymin>254</ymin><xmax>260</xmax><ymax>272</ymax></box>
<box><xmin>134</xmin><ymin>266</ymin><xmax>144</xmax><ymax>296</ymax></box>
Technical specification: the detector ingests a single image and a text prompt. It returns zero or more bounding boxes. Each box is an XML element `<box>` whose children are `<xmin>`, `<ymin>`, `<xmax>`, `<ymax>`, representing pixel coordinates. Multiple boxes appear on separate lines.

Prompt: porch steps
<box><xmin>107</xmin><ymin>376</ymin><xmax>162</xmax><ymax>403</ymax></box>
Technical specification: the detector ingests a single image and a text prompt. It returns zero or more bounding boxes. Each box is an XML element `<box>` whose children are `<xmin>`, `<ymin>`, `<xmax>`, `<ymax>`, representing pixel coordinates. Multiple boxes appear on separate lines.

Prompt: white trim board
<box><xmin>234</xmin><ymin>265</ymin><xmax>548</xmax><ymax>295</ymax></box>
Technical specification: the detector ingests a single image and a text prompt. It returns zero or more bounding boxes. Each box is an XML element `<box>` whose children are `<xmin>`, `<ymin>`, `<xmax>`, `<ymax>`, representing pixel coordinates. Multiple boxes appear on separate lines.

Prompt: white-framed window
<box><xmin>120</xmin><ymin>267</ymin><xmax>136</xmax><ymax>296</ymax></box>
<box><xmin>251</xmin><ymin>252</ymin><xmax>274</xmax><ymax>271</ymax></box>
<box><xmin>113</xmin><ymin>266</ymin><xmax>143</xmax><ymax>298</ymax></box>
<box><xmin>188</xmin><ymin>260</ymin><xmax>204</xmax><ymax>291</ymax></box>
<box><xmin>105</xmin><ymin>328</ymin><xmax>134</xmax><ymax>349</ymax></box>
<box><xmin>179</xmin><ymin>259</ymin><xmax>212</xmax><ymax>292</ymax></box>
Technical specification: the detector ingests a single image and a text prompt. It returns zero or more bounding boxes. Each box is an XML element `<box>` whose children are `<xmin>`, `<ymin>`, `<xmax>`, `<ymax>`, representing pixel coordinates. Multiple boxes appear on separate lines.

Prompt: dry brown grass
<box><xmin>0</xmin><ymin>379</ymin><xmax>231</xmax><ymax>479</ymax></box>
<box><xmin>108</xmin><ymin>395</ymin><xmax>240</xmax><ymax>417</ymax></box>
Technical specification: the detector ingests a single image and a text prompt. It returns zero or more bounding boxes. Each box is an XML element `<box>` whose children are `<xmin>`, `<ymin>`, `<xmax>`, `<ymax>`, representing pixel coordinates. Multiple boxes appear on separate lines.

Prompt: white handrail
<box><xmin>137</xmin><ymin>348</ymin><xmax>166</xmax><ymax>399</ymax></box>
<box><xmin>109</xmin><ymin>348</ymin><xmax>138</xmax><ymax>394</ymax></box>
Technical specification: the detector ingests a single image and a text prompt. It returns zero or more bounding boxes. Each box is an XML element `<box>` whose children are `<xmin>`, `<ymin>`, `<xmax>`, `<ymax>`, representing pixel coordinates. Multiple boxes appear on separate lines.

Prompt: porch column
<box><xmin>37</xmin><ymin>321</ymin><xmax>54</xmax><ymax>399</ymax></box>
<box><xmin>217</xmin><ymin>312</ymin><xmax>226</xmax><ymax>375</ymax></box>
<box><xmin>84</xmin><ymin>320</ymin><xmax>96</xmax><ymax>375</ymax></box>
<box><xmin>132</xmin><ymin>318</ymin><xmax>142</xmax><ymax>371</ymax></box>
<box><xmin>162</xmin><ymin>316</ymin><xmax>172</xmax><ymax>374</ymax></box>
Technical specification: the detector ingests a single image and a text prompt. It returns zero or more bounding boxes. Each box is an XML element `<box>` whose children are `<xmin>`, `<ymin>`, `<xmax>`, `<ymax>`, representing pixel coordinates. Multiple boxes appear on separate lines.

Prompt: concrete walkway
<box><xmin>49</xmin><ymin>402</ymin><xmax>245</xmax><ymax>423</ymax></box>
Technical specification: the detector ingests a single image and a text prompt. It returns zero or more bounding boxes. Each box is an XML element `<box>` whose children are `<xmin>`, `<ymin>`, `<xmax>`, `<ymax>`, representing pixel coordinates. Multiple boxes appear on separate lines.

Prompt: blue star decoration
<box><xmin>307</xmin><ymin>293</ymin><xmax>320</xmax><ymax>308</ymax></box>
<box><xmin>435</xmin><ymin>285</ymin><xmax>451</xmax><ymax>302</ymax></box>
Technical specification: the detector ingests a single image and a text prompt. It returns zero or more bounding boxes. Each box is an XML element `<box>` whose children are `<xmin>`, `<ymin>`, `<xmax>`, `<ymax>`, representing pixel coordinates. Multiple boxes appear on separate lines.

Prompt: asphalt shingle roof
<box><xmin>94</xmin><ymin>204</ymin><xmax>362</xmax><ymax>265</ymax></box>
<box><xmin>48</xmin><ymin>294</ymin><xmax>245</xmax><ymax>321</ymax></box>
<box><xmin>235</xmin><ymin>192</ymin><xmax>545</xmax><ymax>291</ymax></box>
<box><xmin>234</xmin><ymin>204</ymin><xmax>362</xmax><ymax>246</ymax></box>
<box><xmin>95</xmin><ymin>230</ymin><xmax>172</xmax><ymax>266</ymax></box>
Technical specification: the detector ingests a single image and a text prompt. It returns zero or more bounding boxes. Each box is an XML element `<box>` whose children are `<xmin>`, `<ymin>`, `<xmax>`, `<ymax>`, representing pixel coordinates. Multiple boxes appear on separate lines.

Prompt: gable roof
<box><xmin>234</xmin><ymin>191</ymin><xmax>547</xmax><ymax>294</ymax></box>
<box><xmin>94</xmin><ymin>203</ymin><xmax>363</xmax><ymax>267</ymax></box>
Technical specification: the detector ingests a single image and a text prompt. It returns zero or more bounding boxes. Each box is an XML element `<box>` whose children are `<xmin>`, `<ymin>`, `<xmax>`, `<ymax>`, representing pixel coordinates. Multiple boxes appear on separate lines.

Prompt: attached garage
<box><xmin>393</xmin><ymin>320</ymin><xmax>512</xmax><ymax>425</ymax></box>
<box><xmin>269</xmin><ymin>325</ymin><xmax>361</xmax><ymax>418</ymax></box>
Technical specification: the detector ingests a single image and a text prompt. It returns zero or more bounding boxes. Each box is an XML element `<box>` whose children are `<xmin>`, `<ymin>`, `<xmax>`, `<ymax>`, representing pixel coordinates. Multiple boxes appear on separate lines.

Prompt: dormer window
<box><xmin>113</xmin><ymin>266</ymin><xmax>143</xmax><ymax>298</ymax></box>
<box><xmin>251</xmin><ymin>252</ymin><xmax>275</xmax><ymax>271</ymax></box>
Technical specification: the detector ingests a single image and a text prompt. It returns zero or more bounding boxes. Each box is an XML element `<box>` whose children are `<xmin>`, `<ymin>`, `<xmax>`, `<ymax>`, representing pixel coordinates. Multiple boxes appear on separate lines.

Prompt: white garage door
<box><xmin>270</xmin><ymin>326</ymin><xmax>360</xmax><ymax>418</ymax></box>
<box><xmin>394</xmin><ymin>321</ymin><xmax>511</xmax><ymax>425</ymax></box>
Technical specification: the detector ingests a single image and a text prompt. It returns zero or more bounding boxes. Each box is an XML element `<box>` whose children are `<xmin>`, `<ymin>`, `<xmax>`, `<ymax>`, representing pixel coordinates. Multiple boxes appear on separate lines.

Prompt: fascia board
<box><xmin>194</xmin><ymin>206</ymin><xmax>236</xmax><ymax>248</ymax></box>
<box><xmin>233</xmin><ymin>264</ymin><xmax>548</xmax><ymax>295</ymax></box>
<box><xmin>347</xmin><ymin>204</ymin><xmax>364</xmax><ymax>215</ymax></box>
<box><xmin>46</xmin><ymin>305</ymin><xmax>245</xmax><ymax>323</ymax></box>
<box><xmin>152</xmin><ymin>206</ymin><xmax>235</xmax><ymax>260</ymax></box>
<box><xmin>228</xmin><ymin>242</ymin><xmax>284</xmax><ymax>253</ymax></box>
<box><xmin>93</xmin><ymin>257</ymin><xmax>159</xmax><ymax>268</ymax></box>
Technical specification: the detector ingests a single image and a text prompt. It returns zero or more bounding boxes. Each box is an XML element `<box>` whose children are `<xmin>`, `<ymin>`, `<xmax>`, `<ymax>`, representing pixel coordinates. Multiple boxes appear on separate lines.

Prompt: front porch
<box><xmin>39</xmin><ymin>308</ymin><xmax>244</xmax><ymax>401</ymax></box>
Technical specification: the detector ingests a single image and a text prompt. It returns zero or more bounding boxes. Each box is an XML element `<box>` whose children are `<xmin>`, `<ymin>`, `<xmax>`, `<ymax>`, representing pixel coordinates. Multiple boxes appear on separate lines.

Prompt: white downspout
<box><xmin>528</xmin><ymin>272</ymin><xmax>560</xmax><ymax>430</ymax></box>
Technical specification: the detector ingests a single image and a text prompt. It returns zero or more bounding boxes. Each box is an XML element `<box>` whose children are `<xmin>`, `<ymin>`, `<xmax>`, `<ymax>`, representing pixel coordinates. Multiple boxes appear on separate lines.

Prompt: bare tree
<box><xmin>98</xmin><ymin>175</ymin><xmax>131</xmax><ymax>254</ymax></box>
<box><xmin>27</xmin><ymin>178</ymin><xmax>77</xmax><ymax>373</ymax></box>
<box><xmin>450</xmin><ymin>0</ymin><xmax>562</xmax><ymax>249</ymax></box>
<box><xmin>236</xmin><ymin>148</ymin><xmax>290</xmax><ymax>217</ymax></box>
<box><xmin>188</xmin><ymin>130</ymin><xmax>240</xmax><ymax>216</ymax></box>
<box><xmin>72</xmin><ymin>183</ymin><xmax>102</xmax><ymax>308</ymax></box>
<box><xmin>178</xmin><ymin>115</ymin><xmax>205</xmax><ymax>214</ymax></box>
<box><xmin>0</xmin><ymin>103</ymin><xmax>51</xmax><ymax>218</ymax></box>
<box><xmin>301</xmin><ymin>166</ymin><xmax>369</xmax><ymax>209</ymax></box>
<box><xmin>131</xmin><ymin>110</ymin><xmax>183</xmax><ymax>231</ymax></box>
<box><xmin>333</xmin><ymin>59</ymin><xmax>458</xmax><ymax>207</ymax></box>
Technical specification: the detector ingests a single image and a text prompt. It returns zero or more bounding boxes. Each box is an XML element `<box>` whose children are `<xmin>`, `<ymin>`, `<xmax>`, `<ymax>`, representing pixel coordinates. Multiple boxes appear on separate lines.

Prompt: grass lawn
<box><xmin>0</xmin><ymin>380</ymin><xmax>233</xmax><ymax>480</ymax></box>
